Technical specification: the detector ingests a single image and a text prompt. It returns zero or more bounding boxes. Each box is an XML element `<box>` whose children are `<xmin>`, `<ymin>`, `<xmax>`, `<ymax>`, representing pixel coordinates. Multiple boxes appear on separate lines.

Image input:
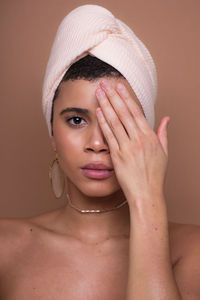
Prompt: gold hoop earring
<box><xmin>49</xmin><ymin>153</ymin><xmax>65</xmax><ymax>198</ymax></box>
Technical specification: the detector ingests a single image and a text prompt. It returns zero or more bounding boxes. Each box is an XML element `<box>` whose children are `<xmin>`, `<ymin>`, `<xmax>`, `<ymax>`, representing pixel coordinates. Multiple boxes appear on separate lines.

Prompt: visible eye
<box><xmin>65</xmin><ymin>116</ymin><xmax>87</xmax><ymax>128</ymax></box>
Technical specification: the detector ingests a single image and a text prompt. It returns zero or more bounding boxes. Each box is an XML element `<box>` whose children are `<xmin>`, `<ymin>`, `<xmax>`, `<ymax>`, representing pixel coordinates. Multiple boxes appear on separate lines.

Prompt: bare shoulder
<box><xmin>168</xmin><ymin>221</ymin><xmax>200</xmax><ymax>299</ymax></box>
<box><xmin>0</xmin><ymin>216</ymin><xmax>33</xmax><ymax>240</ymax></box>
<box><xmin>0</xmin><ymin>217</ymin><xmax>33</xmax><ymax>270</ymax></box>
<box><xmin>0</xmin><ymin>206</ymin><xmax>64</xmax><ymax>235</ymax></box>
<box><xmin>0</xmin><ymin>208</ymin><xmax>62</xmax><ymax>260</ymax></box>
<box><xmin>168</xmin><ymin>220</ymin><xmax>200</xmax><ymax>254</ymax></box>
<box><xmin>0</xmin><ymin>216</ymin><xmax>36</xmax><ymax>249</ymax></box>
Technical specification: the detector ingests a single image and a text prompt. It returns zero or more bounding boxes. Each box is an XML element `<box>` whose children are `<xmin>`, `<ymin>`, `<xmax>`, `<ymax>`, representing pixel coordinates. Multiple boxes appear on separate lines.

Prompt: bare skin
<box><xmin>1</xmin><ymin>78</ymin><xmax>200</xmax><ymax>299</ymax></box>
<box><xmin>0</xmin><ymin>214</ymin><xmax>200</xmax><ymax>300</ymax></box>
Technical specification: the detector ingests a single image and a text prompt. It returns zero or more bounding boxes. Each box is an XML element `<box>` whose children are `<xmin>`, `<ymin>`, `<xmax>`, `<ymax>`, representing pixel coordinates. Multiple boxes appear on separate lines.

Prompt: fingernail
<box><xmin>96</xmin><ymin>88</ymin><xmax>105</xmax><ymax>97</ymax></box>
<box><xmin>117</xmin><ymin>83</ymin><xmax>125</xmax><ymax>91</ymax></box>
<box><xmin>100</xmin><ymin>80</ymin><xmax>109</xmax><ymax>89</ymax></box>
<box><xmin>167</xmin><ymin>118</ymin><xmax>170</xmax><ymax>128</ymax></box>
<box><xmin>96</xmin><ymin>108</ymin><xmax>103</xmax><ymax>116</ymax></box>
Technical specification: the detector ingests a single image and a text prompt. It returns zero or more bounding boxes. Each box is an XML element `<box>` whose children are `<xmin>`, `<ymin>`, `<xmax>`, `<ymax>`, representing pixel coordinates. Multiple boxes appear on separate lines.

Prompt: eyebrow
<box><xmin>59</xmin><ymin>106</ymin><xmax>146</xmax><ymax>119</ymax></box>
<box><xmin>59</xmin><ymin>107</ymin><xmax>90</xmax><ymax>116</ymax></box>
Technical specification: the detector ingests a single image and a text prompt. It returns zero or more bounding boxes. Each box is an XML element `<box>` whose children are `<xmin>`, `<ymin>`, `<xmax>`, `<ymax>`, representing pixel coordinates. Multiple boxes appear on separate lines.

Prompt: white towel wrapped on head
<box><xmin>42</xmin><ymin>4</ymin><xmax>157</xmax><ymax>136</ymax></box>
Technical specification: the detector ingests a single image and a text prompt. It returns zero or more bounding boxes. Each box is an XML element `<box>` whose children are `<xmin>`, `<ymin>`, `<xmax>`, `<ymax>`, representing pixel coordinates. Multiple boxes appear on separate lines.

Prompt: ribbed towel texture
<box><xmin>42</xmin><ymin>4</ymin><xmax>157</xmax><ymax>135</ymax></box>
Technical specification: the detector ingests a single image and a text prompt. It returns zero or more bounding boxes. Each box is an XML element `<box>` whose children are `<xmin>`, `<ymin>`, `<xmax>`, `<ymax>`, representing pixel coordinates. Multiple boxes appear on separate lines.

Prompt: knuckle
<box><xmin>122</xmin><ymin>89</ymin><xmax>130</xmax><ymax>100</ymax></box>
<box><xmin>134</xmin><ymin>108</ymin><xmax>143</xmax><ymax>118</ymax></box>
<box><xmin>116</xmin><ymin>148</ymin><xmax>124</xmax><ymax>161</ymax></box>
<box><xmin>134</xmin><ymin>134</ymin><xmax>146</xmax><ymax>150</ymax></box>
<box><xmin>107</xmin><ymin>89</ymin><xmax>116</xmax><ymax>98</ymax></box>
<box><xmin>111</xmin><ymin>117</ymin><xmax>119</xmax><ymax>128</ymax></box>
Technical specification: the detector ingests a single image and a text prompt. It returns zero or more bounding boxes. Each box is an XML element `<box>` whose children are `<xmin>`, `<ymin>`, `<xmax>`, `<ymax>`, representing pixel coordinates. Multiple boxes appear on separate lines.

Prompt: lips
<box><xmin>81</xmin><ymin>162</ymin><xmax>113</xmax><ymax>170</ymax></box>
<box><xmin>81</xmin><ymin>168</ymin><xmax>114</xmax><ymax>179</ymax></box>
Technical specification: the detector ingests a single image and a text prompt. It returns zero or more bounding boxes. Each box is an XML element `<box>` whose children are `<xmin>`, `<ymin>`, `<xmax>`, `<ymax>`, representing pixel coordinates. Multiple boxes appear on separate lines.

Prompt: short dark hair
<box><xmin>50</xmin><ymin>54</ymin><xmax>125</xmax><ymax>135</ymax></box>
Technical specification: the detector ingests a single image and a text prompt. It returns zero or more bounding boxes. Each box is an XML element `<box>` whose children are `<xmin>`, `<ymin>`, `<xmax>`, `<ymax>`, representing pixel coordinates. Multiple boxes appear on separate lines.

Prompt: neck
<box><xmin>57</xmin><ymin>187</ymin><xmax>131</xmax><ymax>244</ymax></box>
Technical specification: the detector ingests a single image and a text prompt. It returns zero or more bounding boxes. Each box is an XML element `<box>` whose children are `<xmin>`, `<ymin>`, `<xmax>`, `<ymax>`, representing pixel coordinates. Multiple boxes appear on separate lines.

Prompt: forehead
<box><xmin>55</xmin><ymin>77</ymin><xmax>144</xmax><ymax>114</ymax></box>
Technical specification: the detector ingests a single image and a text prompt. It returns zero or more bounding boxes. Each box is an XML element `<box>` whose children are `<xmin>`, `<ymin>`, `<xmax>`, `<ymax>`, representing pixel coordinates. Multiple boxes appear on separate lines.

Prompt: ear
<box><xmin>50</xmin><ymin>135</ymin><xmax>57</xmax><ymax>152</ymax></box>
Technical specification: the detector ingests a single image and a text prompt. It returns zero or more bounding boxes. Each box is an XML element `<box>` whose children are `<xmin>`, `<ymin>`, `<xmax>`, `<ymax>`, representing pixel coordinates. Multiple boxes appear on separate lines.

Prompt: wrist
<box><xmin>128</xmin><ymin>189</ymin><xmax>165</xmax><ymax>207</ymax></box>
<box><xmin>128</xmin><ymin>192</ymin><xmax>168</xmax><ymax>220</ymax></box>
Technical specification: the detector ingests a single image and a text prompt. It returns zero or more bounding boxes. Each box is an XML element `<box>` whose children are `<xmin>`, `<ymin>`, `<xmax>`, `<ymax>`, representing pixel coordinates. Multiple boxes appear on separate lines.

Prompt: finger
<box><xmin>96</xmin><ymin>88</ymin><xmax>130</xmax><ymax>148</ymax></box>
<box><xmin>116</xmin><ymin>83</ymin><xmax>152</xmax><ymax>134</ymax></box>
<box><xmin>98</xmin><ymin>82</ymin><xmax>140</xmax><ymax>141</ymax></box>
<box><xmin>157</xmin><ymin>116</ymin><xmax>170</xmax><ymax>157</ymax></box>
<box><xmin>96</xmin><ymin>107</ymin><xmax>119</xmax><ymax>153</ymax></box>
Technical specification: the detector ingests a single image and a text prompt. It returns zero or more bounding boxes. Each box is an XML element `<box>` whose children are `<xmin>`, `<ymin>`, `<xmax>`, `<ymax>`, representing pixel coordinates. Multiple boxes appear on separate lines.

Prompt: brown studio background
<box><xmin>1</xmin><ymin>0</ymin><xmax>200</xmax><ymax>224</ymax></box>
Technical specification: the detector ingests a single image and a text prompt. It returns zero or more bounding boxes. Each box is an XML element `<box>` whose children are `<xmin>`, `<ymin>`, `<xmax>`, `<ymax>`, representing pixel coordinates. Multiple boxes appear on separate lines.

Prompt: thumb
<box><xmin>157</xmin><ymin>116</ymin><xmax>170</xmax><ymax>156</ymax></box>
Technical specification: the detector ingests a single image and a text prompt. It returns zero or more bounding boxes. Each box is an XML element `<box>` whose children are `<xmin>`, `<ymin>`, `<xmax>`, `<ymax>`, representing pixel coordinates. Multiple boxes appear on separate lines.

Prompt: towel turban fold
<box><xmin>42</xmin><ymin>4</ymin><xmax>158</xmax><ymax>135</ymax></box>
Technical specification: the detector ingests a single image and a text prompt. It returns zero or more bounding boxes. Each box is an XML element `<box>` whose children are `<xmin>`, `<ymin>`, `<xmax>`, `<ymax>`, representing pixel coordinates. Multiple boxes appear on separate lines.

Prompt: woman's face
<box><xmin>51</xmin><ymin>77</ymin><xmax>144</xmax><ymax>197</ymax></box>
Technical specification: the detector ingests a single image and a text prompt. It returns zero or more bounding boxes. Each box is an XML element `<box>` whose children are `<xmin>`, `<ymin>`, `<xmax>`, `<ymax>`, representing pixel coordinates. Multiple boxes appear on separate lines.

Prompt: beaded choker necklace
<box><xmin>66</xmin><ymin>193</ymin><xmax>128</xmax><ymax>214</ymax></box>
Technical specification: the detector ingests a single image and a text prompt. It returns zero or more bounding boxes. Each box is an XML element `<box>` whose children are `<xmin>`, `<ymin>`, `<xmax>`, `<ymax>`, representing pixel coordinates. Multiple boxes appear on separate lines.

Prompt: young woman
<box><xmin>0</xmin><ymin>4</ymin><xmax>200</xmax><ymax>300</ymax></box>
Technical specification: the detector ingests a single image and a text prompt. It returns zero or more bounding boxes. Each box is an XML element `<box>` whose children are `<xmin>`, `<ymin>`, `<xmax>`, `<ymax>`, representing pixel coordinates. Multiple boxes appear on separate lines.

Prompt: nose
<box><xmin>84</xmin><ymin>120</ymin><xmax>110</xmax><ymax>153</ymax></box>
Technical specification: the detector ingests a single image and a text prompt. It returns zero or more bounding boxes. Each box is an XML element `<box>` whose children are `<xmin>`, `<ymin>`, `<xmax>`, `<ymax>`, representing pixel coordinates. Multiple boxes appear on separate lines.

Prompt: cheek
<box><xmin>54</xmin><ymin>129</ymin><xmax>84</xmax><ymax>164</ymax></box>
<box><xmin>52</xmin><ymin>120</ymin><xmax>87</xmax><ymax>164</ymax></box>
<box><xmin>56</xmin><ymin>137</ymin><xmax>79</xmax><ymax>175</ymax></box>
